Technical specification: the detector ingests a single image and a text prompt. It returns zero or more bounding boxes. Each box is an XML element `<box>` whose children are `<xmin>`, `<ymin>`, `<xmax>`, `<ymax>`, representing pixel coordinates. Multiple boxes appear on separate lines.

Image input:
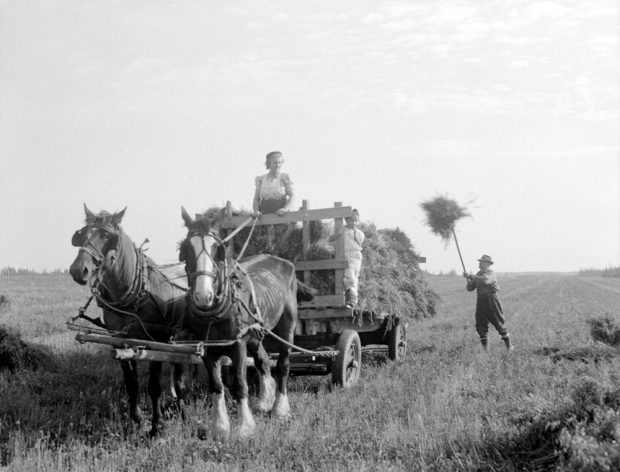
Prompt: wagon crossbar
<box><xmin>74</xmin><ymin>332</ymin><xmax>238</xmax><ymax>356</ymax></box>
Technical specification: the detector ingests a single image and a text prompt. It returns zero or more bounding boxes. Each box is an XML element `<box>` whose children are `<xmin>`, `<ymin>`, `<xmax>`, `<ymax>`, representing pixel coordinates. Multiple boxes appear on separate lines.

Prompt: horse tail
<box><xmin>296</xmin><ymin>281</ymin><xmax>316</xmax><ymax>302</ymax></box>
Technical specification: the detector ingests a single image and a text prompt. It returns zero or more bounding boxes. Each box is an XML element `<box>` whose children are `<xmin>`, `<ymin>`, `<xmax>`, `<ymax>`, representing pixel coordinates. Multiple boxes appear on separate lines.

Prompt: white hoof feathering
<box><xmin>272</xmin><ymin>393</ymin><xmax>291</xmax><ymax>418</ymax></box>
<box><xmin>238</xmin><ymin>398</ymin><xmax>256</xmax><ymax>437</ymax></box>
<box><xmin>256</xmin><ymin>376</ymin><xmax>276</xmax><ymax>412</ymax></box>
<box><xmin>212</xmin><ymin>393</ymin><xmax>230</xmax><ymax>435</ymax></box>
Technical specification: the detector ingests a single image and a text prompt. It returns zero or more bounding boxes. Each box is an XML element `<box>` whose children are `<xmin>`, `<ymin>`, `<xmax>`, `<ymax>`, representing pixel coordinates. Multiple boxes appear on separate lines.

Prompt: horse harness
<box><xmin>183</xmin><ymin>229</ymin><xmax>265</xmax><ymax>341</ymax></box>
<box><xmin>73</xmin><ymin>223</ymin><xmax>169</xmax><ymax>340</ymax></box>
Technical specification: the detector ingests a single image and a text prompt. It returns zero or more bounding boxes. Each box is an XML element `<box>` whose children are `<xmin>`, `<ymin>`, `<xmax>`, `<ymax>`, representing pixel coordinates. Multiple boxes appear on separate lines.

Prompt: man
<box><xmin>464</xmin><ymin>255</ymin><xmax>513</xmax><ymax>351</ymax></box>
<box><xmin>330</xmin><ymin>209</ymin><xmax>365</xmax><ymax>308</ymax></box>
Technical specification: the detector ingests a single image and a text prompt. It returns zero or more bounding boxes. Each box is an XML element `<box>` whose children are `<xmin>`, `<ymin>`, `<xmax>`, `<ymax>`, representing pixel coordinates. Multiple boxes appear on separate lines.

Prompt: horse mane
<box><xmin>190</xmin><ymin>207</ymin><xmax>226</xmax><ymax>235</ymax></box>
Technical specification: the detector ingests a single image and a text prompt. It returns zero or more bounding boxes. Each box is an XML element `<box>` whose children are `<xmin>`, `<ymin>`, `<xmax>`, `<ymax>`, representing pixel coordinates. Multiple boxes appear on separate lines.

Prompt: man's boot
<box><xmin>502</xmin><ymin>335</ymin><xmax>514</xmax><ymax>351</ymax></box>
<box><xmin>480</xmin><ymin>338</ymin><xmax>488</xmax><ymax>351</ymax></box>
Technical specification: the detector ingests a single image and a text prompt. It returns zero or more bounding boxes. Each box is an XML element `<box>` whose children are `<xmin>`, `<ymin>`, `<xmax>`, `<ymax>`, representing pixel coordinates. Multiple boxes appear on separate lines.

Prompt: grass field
<box><xmin>1</xmin><ymin>273</ymin><xmax>619</xmax><ymax>471</ymax></box>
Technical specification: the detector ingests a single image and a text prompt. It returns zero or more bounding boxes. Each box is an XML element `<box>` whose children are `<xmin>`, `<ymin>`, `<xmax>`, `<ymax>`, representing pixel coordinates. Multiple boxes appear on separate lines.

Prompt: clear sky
<box><xmin>1</xmin><ymin>0</ymin><xmax>618</xmax><ymax>274</ymax></box>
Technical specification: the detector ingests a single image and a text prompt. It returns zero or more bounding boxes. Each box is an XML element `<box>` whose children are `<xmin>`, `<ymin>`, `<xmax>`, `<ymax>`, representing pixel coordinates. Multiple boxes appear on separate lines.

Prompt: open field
<box><xmin>1</xmin><ymin>273</ymin><xmax>619</xmax><ymax>471</ymax></box>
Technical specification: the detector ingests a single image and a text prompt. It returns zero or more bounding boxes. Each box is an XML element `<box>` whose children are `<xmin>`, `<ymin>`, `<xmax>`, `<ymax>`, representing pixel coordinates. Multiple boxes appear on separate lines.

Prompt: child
<box><xmin>465</xmin><ymin>255</ymin><xmax>513</xmax><ymax>350</ymax></box>
<box><xmin>330</xmin><ymin>209</ymin><xmax>365</xmax><ymax>308</ymax></box>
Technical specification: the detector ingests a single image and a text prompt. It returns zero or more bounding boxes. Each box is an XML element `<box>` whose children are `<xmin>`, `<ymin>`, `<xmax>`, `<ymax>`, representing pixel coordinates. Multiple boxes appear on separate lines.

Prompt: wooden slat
<box><xmin>298</xmin><ymin>294</ymin><xmax>346</xmax><ymax>309</ymax></box>
<box><xmin>221</xmin><ymin>206</ymin><xmax>353</xmax><ymax>228</ymax></box>
<box><xmin>294</xmin><ymin>259</ymin><xmax>348</xmax><ymax>271</ymax></box>
<box><xmin>333</xmin><ymin>202</ymin><xmax>345</xmax><ymax>295</ymax></box>
<box><xmin>301</xmin><ymin>200</ymin><xmax>311</xmax><ymax>285</ymax></box>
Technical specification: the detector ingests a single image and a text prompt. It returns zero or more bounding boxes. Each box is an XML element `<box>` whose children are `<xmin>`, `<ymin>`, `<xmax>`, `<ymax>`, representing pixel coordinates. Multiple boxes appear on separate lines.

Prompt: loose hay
<box><xmin>420</xmin><ymin>195</ymin><xmax>470</xmax><ymax>244</ymax></box>
<box><xmin>587</xmin><ymin>315</ymin><xmax>620</xmax><ymax>346</ymax></box>
<box><xmin>0</xmin><ymin>325</ymin><xmax>51</xmax><ymax>372</ymax></box>
<box><xmin>198</xmin><ymin>206</ymin><xmax>438</xmax><ymax>321</ymax></box>
<box><xmin>499</xmin><ymin>378</ymin><xmax>620</xmax><ymax>471</ymax></box>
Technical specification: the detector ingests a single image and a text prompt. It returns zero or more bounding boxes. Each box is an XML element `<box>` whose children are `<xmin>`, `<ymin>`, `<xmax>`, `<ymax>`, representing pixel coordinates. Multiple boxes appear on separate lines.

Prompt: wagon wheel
<box><xmin>332</xmin><ymin>329</ymin><xmax>362</xmax><ymax>388</ymax></box>
<box><xmin>388</xmin><ymin>318</ymin><xmax>407</xmax><ymax>361</ymax></box>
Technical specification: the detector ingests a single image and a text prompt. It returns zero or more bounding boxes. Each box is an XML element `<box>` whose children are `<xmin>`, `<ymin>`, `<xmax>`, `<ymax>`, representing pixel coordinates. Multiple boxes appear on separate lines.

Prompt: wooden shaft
<box><xmin>451</xmin><ymin>228</ymin><xmax>467</xmax><ymax>273</ymax></box>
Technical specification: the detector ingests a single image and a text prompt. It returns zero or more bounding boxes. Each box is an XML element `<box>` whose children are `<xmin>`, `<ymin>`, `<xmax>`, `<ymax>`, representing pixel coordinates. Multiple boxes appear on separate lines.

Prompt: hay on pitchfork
<box><xmin>420</xmin><ymin>195</ymin><xmax>470</xmax><ymax>245</ymax></box>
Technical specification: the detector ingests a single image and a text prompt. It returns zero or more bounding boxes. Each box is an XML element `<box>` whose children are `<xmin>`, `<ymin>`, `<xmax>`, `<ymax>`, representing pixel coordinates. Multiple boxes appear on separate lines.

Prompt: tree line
<box><xmin>1</xmin><ymin>267</ymin><xmax>69</xmax><ymax>275</ymax></box>
<box><xmin>578</xmin><ymin>266</ymin><xmax>620</xmax><ymax>278</ymax></box>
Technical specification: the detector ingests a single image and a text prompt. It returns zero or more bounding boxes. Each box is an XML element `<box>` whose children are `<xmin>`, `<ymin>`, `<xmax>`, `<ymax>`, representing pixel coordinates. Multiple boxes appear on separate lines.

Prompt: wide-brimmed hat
<box><xmin>478</xmin><ymin>254</ymin><xmax>494</xmax><ymax>264</ymax></box>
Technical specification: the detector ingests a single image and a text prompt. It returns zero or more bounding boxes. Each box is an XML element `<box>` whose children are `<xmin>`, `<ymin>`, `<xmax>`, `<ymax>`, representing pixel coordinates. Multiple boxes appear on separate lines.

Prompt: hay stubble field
<box><xmin>1</xmin><ymin>272</ymin><xmax>619</xmax><ymax>471</ymax></box>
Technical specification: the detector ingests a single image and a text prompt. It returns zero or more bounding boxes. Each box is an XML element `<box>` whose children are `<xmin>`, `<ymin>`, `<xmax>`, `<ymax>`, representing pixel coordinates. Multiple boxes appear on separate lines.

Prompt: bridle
<box><xmin>182</xmin><ymin>231</ymin><xmax>233</xmax><ymax>319</ymax></box>
<box><xmin>183</xmin><ymin>232</ymin><xmax>228</xmax><ymax>285</ymax></box>
<box><xmin>72</xmin><ymin>223</ymin><xmax>154</xmax><ymax>332</ymax></box>
<box><xmin>72</xmin><ymin>223</ymin><xmax>118</xmax><ymax>268</ymax></box>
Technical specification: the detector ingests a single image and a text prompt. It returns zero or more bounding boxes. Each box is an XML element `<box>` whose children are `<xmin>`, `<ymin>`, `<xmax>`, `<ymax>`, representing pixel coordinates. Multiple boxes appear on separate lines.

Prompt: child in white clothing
<box><xmin>330</xmin><ymin>209</ymin><xmax>365</xmax><ymax>307</ymax></box>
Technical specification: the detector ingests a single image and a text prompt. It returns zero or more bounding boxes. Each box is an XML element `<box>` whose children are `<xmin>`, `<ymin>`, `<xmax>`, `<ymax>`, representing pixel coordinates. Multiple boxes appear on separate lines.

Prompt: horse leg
<box><xmin>148</xmin><ymin>361</ymin><xmax>164</xmax><ymax>437</ymax></box>
<box><xmin>273</xmin><ymin>324</ymin><xmax>294</xmax><ymax>418</ymax></box>
<box><xmin>120</xmin><ymin>360</ymin><xmax>143</xmax><ymax>425</ymax></box>
<box><xmin>171</xmin><ymin>362</ymin><xmax>190</xmax><ymax>421</ymax></box>
<box><xmin>204</xmin><ymin>354</ymin><xmax>230</xmax><ymax>438</ymax></box>
<box><xmin>232</xmin><ymin>340</ymin><xmax>255</xmax><ymax>437</ymax></box>
<box><xmin>247</xmin><ymin>339</ymin><xmax>275</xmax><ymax>413</ymax></box>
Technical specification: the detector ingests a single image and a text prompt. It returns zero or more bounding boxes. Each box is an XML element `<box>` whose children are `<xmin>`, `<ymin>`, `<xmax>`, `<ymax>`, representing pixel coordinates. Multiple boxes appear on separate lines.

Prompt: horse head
<box><xmin>180</xmin><ymin>206</ymin><xmax>230</xmax><ymax>310</ymax></box>
<box><xmin>69</xmin><ymin>203</ymin><xmax>126</xmax><ymax>285</ymax></box>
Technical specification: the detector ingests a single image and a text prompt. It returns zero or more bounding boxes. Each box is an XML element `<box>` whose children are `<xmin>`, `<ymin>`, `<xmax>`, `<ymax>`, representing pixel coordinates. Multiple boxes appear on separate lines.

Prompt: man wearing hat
<box><xmin>464</xmin><ymin>255</ymin><xmax>513</xmax><ymax>351</ymax></box>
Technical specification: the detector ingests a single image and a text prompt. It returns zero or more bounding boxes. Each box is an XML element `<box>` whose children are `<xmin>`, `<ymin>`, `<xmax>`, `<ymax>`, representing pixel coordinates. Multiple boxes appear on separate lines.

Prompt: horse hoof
<box><xmin>254</xmin><ymin>399</ymin><xmax>272</xmax><ymax>414</ymax></box>
<box><xmin>256</xmin><ymin>377</ymin><xmax>276</xmax><ymax>413</ymax></box>
<box><xmin>272</xmin><ymin>394</ymin><xmax>291</xmax><ymax>418</ymax></box>
<box><xmin>130</xmin><ymin>410</ymin><xmax>143</xmax><ymax>425</ymax></box>
<box><xmin>196</xmin><ymin>425</ymin><xmax>209</xmax><ymax>440</ymax></box>
<box><xmin>238</xmin><ymin>422</ymin><xmax>256</xmax><ymax>438</ymax></box>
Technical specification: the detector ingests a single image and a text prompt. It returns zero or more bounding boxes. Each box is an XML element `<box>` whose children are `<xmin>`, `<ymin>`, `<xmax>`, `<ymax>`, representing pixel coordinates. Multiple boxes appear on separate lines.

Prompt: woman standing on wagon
<box><xmin>252</xmin><ymin>151</ymin><xmax>295</xmax><ymax>216</ymax></box>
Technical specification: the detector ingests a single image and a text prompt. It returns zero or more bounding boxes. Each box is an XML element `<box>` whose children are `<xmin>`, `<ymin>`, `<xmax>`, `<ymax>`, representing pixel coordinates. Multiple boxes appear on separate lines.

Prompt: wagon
<box><xmin>70</xmin><ymin>201</ymin><xmax>408</xmax><ymax>390</ymax></box>
<box><xmin>220</xmin><ymin>200</ymin><xmax>408</xmax><ymax>388</ymax></box>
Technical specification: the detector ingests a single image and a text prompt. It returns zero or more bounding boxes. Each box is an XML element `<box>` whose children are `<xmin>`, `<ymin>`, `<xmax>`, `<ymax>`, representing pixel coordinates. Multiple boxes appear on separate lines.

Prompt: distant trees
<box><xmin>578</xmin><ymin>266</ymin><xmax>620</xmax><ymax>278</ymax></box>
<box><xmin>0</xmin><ymin>267</ymin><xmax>69</xmax><ymax>275</ymax></box>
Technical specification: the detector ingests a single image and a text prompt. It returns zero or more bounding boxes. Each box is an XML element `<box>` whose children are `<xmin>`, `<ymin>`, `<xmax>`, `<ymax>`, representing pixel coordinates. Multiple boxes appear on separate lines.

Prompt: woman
<box><xmin>253</xmin><ymin>151</ymin><xmax>295</xmax><ymax>216</ymax></box>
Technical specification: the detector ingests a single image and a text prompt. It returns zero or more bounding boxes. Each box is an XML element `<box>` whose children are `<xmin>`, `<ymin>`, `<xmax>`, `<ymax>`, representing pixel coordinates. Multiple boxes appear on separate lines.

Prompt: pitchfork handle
<box><xmin>452</xmin><ymin>228</ymin><xmax>467</xmax><ymax>274</ymax></box>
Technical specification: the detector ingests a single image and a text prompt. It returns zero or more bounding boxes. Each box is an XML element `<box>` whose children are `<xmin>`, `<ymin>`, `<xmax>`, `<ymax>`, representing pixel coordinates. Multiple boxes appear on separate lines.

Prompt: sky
<box><xmin>1</xmin><ymin>0</ymin><xmax>618</xmax><ymax>274</ymax></box>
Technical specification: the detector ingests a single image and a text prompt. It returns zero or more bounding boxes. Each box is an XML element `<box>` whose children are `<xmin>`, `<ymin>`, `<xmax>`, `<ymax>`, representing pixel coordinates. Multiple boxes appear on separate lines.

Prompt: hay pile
<box><xmin>0</xmin><ymin>325</ymin><xmax>51</xmax><ymax>372</ymax></box>
<box><xmin>208</xmin><ymin>208</ymin><xmax>438</xmax><ymax>320</ymax></box>
<box><xmin>587</xmin><ymin>315</ymin><xmax>620</xmax><ymax>346</ymax></box>
<box><xmin>504</xmin><ymin>378</ymin><xmax>620</xmax><ymax>471</ymax></box>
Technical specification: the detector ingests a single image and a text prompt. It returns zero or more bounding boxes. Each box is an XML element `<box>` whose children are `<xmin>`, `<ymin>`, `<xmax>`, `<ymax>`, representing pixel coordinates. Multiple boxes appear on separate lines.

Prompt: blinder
<box><xmin>71</xmin><ymin>227</ymin><xmax>88</xmax><ymax>247</ymax></box>
<box><xmin>71</xmin><ymin>224</ymin><xmax>120</xmax><ymax>266</ymax></box>
<box><xmin>179</xmin><ymin>241</ymin><xmax>188</xmax><ymax>263</ymax></box>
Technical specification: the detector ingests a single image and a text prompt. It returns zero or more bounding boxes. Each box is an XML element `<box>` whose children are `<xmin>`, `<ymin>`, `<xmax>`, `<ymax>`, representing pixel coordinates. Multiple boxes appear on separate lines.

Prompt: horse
<box><xmin>69</xmin><ymin>204</ymin><xmax>189</xmax><ymax>437</ymax></box>
<box><xmin>179</xmin><ymin>207</ymin><xmax>315</xmax><ymax>437</ymax></box>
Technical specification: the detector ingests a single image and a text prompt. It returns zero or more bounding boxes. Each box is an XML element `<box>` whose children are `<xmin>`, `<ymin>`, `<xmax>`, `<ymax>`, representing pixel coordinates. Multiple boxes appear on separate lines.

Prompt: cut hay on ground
<box><xmin>0</xmin><ymin>325</ymin><xmax>51</xmax><ymax>372</ymax></box>
<box><xmin>501</xmin><ymin>378</ymin><xmax>620</xmax><ymax>471</ymax></box>
<box><xmin>587</xmin><ymin>315</ymin><xmax>620</xmax><ymax>346</ymax></box>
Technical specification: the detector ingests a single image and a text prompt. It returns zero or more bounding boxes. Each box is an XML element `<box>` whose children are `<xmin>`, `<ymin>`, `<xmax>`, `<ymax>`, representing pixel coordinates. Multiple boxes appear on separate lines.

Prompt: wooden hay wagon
<box><xmin>221</xmin><ymin>200</ymin><xmax>408</xmax><ymax>389</ymax></box>
<box><xmin>69</xmin><ymin>201</ymin><xmax>408</xmax><ymax>390</ymax></box>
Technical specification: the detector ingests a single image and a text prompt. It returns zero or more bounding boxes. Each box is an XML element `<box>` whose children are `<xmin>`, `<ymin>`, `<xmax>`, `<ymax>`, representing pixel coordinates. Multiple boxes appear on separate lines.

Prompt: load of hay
<box><xmin>203</xmin><ymin>207</ymin><xmax>438</xmax><ymax>321</ymax></box>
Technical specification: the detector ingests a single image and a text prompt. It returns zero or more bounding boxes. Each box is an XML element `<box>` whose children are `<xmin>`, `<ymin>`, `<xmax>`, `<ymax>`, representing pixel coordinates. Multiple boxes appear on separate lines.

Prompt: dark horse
<box><xmin>179</xmin><ymin>207</ymin><xmax>314</xmax><ymax>437</ymax></box>
<box><xmin>69</xmin><ymin>204</ymin><xmax>189</xmax><ymax>436</ymax></box>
